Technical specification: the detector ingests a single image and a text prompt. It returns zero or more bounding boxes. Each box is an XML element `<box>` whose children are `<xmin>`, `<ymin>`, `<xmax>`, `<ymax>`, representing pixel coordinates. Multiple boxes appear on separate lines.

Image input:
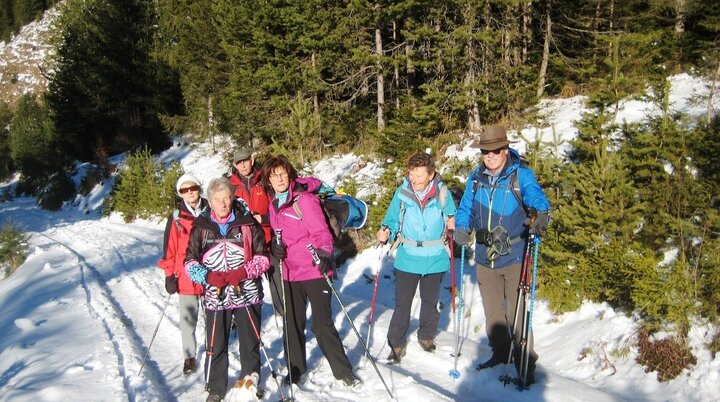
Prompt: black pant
<box><xmin>283</xmin><ymin>278</ymin><xmax>353</xmax><ymax>380</ymax></box>
<box><xmin>204</xmin><ymin>304</ymin><xmax>262</xmax><ymax>396</ymax></box>
<box><xmin>387</xmin><ymin>269</ymin><xmax>444</xmax><ymax>349</ymax></box>
<box><xmin>266</xmin><ymin>264</ymin><xmax>284</xmax><ymax>317</ymax></box>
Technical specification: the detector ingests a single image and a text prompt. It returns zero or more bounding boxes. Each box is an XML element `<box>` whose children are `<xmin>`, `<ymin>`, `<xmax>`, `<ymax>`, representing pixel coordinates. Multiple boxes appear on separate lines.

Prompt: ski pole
<box><xmin>306</xmin><ymin>244</ymin><xmax>393</xmax><ymax>399</ymax></box>
<box><xmin>365</xmin><ymin>242</ymin><xmax>385</xmax><ymax>358</ymax></box>
<box><xmin>519</xmin><ymin>235</ymin><xmax>541</xmax><ymax>388</ymax></box>
<box><xmin>499</xmin><ymin>235</ymin><xmax>533</xmax><ymax>386</ymax></box>
<box><xmin>239</xmin><ymin>303</ymin><xmax>289</xmax><ymax>401</ymax></box>
<box><xmin>138</xmin><ymin>293</ymin><xmax>172</xmax><ymax>376</ymax></box>
<box><xmin>450</xmin><ymin>244</ymin><xmax>466</xmax><ymax>379</ymax></box>
<box><xmin>205</xmin><ymin>308</ymin><xmax>219</xmax><ymax>387</ymax></box>
<box><xmin>448</xmin><ymin>232</ymin><xmax>460</xmax><ymax>379</ymax></box>
<box><xmin>275</xmin><ymin>229</ymin><xmax>295</xmax><ymax>400</ymax></box>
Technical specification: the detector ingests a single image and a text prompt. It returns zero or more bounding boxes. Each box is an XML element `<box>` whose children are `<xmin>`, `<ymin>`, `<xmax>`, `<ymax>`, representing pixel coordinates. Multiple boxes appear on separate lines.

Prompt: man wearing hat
<box><xmin>229</xmin><ymin>148</ymin><xmax>283</xmax><ymax>317</ymax></box>
<box><xmin>454</xmin><ymin>126</ymin><xmax>550</xmax><ymax>386</ymax></box>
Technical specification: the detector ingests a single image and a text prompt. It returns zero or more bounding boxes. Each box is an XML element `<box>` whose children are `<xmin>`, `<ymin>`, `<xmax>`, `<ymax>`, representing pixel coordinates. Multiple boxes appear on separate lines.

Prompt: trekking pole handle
<box><xmin>274</xmin><ymin>228</ymin><xmax>283</xmax><ymax>244</ymax></box>
<box><xmin>306</xmin><ymin>244</ymin><xmax>321</xmax><ymax>265</ymax></box>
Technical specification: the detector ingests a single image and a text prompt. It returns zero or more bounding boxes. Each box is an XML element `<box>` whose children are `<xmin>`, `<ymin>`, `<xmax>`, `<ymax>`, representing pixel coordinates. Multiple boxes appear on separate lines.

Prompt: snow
<box><xmin>2</xmin><ymin>89</ymin><xmax>719</xmax><ymax>401</ymax></box>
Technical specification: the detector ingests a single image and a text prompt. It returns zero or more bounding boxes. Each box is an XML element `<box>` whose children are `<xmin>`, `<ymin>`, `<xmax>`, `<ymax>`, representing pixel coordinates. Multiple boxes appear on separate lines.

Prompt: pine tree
<box><xmin>8</xmin><ymin>94</ymin><xmax>57</xmax><ymax>191</ymax></box>
<box><xmin>46</xmin><ymin>0</ymin><xmax>173</xmax><ymax>163</ymax></box>
<box><xmin>0</xmin><ymin>102</ymin><xmax>13</xmax><ymax>180</ymax></box>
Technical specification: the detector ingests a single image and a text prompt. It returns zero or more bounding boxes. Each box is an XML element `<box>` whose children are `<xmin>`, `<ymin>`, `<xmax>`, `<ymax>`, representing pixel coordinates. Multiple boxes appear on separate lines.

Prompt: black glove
<box><xmin>314</xmin><ymin>249</ymin><xmax>335</xmax><ymax>275</ymax></box>
<box><xmin>527</xmin><ymin>209</ymin><xmax>550</xmax><ymax>236</ymax></box>
<box><xmin>165</xmin><ymin>275</ymin><xmax>178</xmax><ymax>294</ymax></box>
<box><xmin>270</xmin><ymin>240</ymin><xmax>287</xmax><ymax>260</ymax></box>
<box><xmin>477</xmin><ymin>229</ymin><xmax>492</xmax><ymax>246</ymax></box>
<box><xmin>454</xmin><ymin>229</ymin><xmax>472</xmax><ymax>246</ymax></box>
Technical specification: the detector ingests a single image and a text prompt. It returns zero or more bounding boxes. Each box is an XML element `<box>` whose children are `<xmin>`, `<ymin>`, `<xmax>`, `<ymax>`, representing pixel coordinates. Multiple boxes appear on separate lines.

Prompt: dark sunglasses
<box><xmin>179</xmin><ymin>185</ymin><xmax>200</xmax><ymax>194</ymax></box>
<box><xmin>481</xmin><ymin>147</ymin><xmax>507</xmax><ymax>155</ymax></box>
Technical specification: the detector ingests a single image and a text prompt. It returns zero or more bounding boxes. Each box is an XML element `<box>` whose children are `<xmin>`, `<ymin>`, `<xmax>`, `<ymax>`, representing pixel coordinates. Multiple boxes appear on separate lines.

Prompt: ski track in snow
<box><xmin>36</xmin><ymin>223</ymin><xmax>176</xmax><ymax>402</ymax></box>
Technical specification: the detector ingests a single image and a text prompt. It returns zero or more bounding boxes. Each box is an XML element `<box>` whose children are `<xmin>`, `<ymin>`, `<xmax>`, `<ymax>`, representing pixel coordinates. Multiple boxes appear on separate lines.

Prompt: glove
<box><xmin>206</xmin><ymin>271</ymin><xmax>228</xmax><ymax>288</ymax></box>
<box><xmin>164</xmin><ymin>275</ymin><xmax>178</xmax><ymax>294</ymax></box>
<box><xmin>245</xmin><ymin>255</ymin><xmax>270</xmax><ymax>280</ymax></box>
<box><xmin>270</xmin><ymin>240</ymin><xmax>287</xmax><ymax>261</ymax></box>
<box><xmin>185</xmin><ymin>260</ymin><xmax>208</xmax><ymax>285</ymax></box>
<box><xmin>526</xmin><ymin>209</ymin><xmax>549</xmax><ymax>236</ymax></box>
<box><xmin>314</xmin><ymin>249</ymin><xmax>335</xmax><ymax>275</ymax></box>
<box><xmin>454</xmin><ymin>229</ymin><xmax>472</xmax><ymax>246</ymax></box>
<box><xmin>477</xmin><ymin>229</ymin><xmax>492</xmax><ymax>246</ymax></box>
<box><xmin>227</xmin><ymin>268</ymin><xmax>248</xmax><ymax>286</ymax></box>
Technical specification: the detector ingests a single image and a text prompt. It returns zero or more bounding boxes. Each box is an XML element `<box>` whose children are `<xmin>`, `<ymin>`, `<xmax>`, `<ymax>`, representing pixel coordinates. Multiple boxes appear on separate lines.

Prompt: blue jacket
<box><xmin>455</xmin><ymin>148</ymin><xmax>550</xmax><ymax>269</ymax></box>
<box><xmin>381</xmin><ymin>174</ymin><xmax>457</xmax><ymax>275</ymax></box>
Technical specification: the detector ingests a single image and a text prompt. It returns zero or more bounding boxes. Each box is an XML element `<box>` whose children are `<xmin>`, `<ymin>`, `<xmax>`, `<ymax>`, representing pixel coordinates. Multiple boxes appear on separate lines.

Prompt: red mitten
<box><xmin>206</xmin><ymin>271</ymin><xmax>228</xmax><ymax>288</ymax></box>
<box><xmin>245</xmin><ymin>255</ymin><xmax>270</xmax><ymax>280</ymax></box>
<box><xmin>227</xmin><ymin>268</ymin><xmax>248</xmax><ymax>285</ymax></box>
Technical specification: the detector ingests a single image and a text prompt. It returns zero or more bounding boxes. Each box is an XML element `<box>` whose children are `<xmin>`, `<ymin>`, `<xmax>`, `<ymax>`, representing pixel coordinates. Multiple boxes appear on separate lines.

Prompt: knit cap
<box><xmin>176</xmin><ymin>173</ymin><xmax>202</xmax><ymax>196</ymax></box>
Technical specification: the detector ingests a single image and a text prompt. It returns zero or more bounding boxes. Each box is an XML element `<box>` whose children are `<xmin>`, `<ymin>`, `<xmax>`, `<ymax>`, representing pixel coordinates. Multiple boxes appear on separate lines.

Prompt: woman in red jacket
<box><xmin>157</xmin><ymin>173</ymin><xmax>207</xmax><ymax>374</ymax></box>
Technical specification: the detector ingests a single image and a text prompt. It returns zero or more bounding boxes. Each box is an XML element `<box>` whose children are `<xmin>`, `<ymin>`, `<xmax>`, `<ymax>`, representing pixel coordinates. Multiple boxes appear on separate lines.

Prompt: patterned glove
<box><xmin>454</xmin><ymin>229</ymin><xmax>472</xmax><ymax>246</ymax></box>
<box><xmin>245</xmin><ymin>255</ymin><xmax>270</xmax><ymax>280</ymax></box>
<box><xmin>185</xmin><ymin>260</ymin><xmax>208</xmax><ymax>285</ymax></box>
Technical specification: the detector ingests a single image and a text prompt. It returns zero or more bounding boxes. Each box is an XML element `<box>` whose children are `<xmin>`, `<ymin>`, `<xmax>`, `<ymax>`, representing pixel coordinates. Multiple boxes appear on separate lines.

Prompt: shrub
<box><xmin>105</xmin><ymin>148</ymin><xmax>183</xmax><ymax>221</ymax></box>
<box><xmin>636</xmin><ymin>328</ymin><xmax>696</xmax><ymax>382</ymax></box>
<box><xmin>0</xmin><ymin>220</ymin><xmax>29</xmax><ymax>277</ymax></box>
<box><xmin>37</xmin><ymin>171</ymin><xmax>76</xmax><ymax>211</ymax></box>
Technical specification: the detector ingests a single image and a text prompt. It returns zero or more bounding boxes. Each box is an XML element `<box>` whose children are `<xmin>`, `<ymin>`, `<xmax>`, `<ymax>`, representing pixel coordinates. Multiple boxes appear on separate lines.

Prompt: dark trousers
<box><xmin>266</xmin><ymin>264</ymin><xmax>284</xmax><ymax>317</ymax></box>
<box><xmin>283</xmin><ymin>278</ymin><xmax>353</xmax><ymax>380</ymax></box>
<box><xmin>387</xmin><ymin>269</ymin><xmax>444</xmax><ymax>349</ymax></box>
<box><xmin>477</xmin><ymin>262</ymin><xmax>537</xmax><ymax>372</ymax></box>
<box><xmin>204</xmin><ymin>304</ymin><xmax>262</xmax><ymax>396</ymax></box>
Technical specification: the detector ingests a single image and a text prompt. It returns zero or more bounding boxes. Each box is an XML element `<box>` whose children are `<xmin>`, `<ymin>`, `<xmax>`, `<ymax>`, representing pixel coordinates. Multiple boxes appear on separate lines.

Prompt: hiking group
<box><xmin>157</xmin><ymin>125</ymin><xmax>550</xmax><ymax>401</ymax></box>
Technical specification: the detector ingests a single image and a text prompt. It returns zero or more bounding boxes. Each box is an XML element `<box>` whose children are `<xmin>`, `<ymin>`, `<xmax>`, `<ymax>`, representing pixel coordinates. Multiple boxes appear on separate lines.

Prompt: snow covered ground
<box><xmin>1</xmin><ymin>75</ymin><xmax>719</xmax><ymax>402</ymax></box>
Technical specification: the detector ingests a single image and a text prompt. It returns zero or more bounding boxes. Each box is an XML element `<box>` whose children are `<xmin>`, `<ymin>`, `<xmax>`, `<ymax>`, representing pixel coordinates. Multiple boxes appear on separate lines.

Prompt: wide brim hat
<box><xmin>472</xmin><ymin>126</ymin><xmax>517</xmax><ymax>150</ymax></box>
<box><xmin>176</xmin><ymin>173</ymin><xmax>202</xmax><ymax>196</ymax></box>
<box><xmin>232</xmin><ymin>147</ymin><xmax>253</xmax><ymax>163</ymax></box>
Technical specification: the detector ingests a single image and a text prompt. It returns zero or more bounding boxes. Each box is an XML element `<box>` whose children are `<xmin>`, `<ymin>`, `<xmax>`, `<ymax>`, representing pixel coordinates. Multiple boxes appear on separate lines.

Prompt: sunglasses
<box><xmin>179</xmin><ymin>185</ymin><xmax>200</xmax><ymax>194</ymax></box>
<box><xmin>481</xmin><ymin>147</ymin><xmax>507</xmax><ymax>155</ymax></box>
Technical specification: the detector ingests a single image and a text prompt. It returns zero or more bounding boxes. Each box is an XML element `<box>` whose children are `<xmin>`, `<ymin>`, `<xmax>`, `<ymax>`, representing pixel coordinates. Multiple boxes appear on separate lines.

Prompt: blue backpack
<box><xmin>292</xmin><ymin>181</ymin><xmax>369</xmax><ymax>239</ymax></box>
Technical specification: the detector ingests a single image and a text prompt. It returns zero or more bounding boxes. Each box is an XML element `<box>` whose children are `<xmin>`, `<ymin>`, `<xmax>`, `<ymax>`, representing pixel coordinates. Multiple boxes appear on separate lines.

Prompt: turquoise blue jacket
<box><xmin>381</xmin><ymin>175</ymin><xmax>457</xmax><ymax>275</ymax></box>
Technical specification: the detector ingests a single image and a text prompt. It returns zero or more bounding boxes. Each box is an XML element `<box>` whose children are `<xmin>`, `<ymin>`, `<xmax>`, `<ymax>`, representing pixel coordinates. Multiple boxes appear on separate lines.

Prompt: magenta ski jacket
<box><xmin>268</xmin><ymin>177</ymin><xmax>334</xmax><ymax>282</ymax></box>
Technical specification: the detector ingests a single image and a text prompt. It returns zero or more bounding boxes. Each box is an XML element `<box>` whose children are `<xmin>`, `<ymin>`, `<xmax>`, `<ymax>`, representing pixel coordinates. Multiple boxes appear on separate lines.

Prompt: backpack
<box><xmin>291</xmin><ymin>181</ymin><xmax>369</xmax><ymax>240</ymax></box>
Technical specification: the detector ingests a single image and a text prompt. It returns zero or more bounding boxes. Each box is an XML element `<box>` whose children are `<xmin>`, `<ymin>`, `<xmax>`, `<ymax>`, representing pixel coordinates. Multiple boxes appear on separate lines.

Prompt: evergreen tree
<box><xmin>0</xmin><ymin>102</ymin><xmax>13</xmax><ymax>180</ymax></box>
<box><xmin>46</xmin><ymin>0</ymin><xmax>174</xmax><ymax>163</ymax></box>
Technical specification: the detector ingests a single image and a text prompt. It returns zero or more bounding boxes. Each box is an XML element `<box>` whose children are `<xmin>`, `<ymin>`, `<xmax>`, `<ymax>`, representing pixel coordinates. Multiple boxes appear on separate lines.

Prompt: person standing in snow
<box><xmin>261</xmin><ymin>155</ymin><xmax>360</xmax><ymax>387</ymax></box>
<box><xmin>454</xmin><ymin>126</ymin><xmax>550</xmax><ymax>386</ymax></box>
<box><xmin>157</xmin><ymin>173</ymin><xmax>207</xmax><ymax>375</ymax></box>
<box><xmin>184</xmin><ymin>177</ymin><xmax>271</xmax><ymax>402</ymax></box>
<box><xmin>376</xmin><ymin>151</ymin><xmax>457</xmax><ymax>364</ymax></box>
<box><xmin>228</xmin><ymin>147</ymin><xmax>283</xmax><ymax>318</ymax></box>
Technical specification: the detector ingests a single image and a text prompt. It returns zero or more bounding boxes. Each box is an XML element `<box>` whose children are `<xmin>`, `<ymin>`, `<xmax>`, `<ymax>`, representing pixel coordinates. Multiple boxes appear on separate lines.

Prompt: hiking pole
<box><xmin>499</xmin><ymin>236</ymin><xmax>533</xmax><ymax>386</ymax></box>
<box><xmin>365</xmin><ymin>242</ymin><xmax>386</xmax><ymax>358</ymax></box>
<box><xmin>275</xmin><ymin>229</ymin><xmax>295</xmax><ymax>400</ymax></box>
<box><xmin>448</xmin><ymin>232</ymin><xmax>460</xmax><ymax>379</ymax></box>
<box><xmin>138</xmin><ymin>293</ymin><xmax>172</xmax><ymax>376</ymax></box>
<box><xmin>450</xmin><ymin>244</ymin><xmax>466</xmax><ymax>379</ymax></box>
<box><xmin>239</xmin><ymin>302</ymin><xmax>290</xmax><ymax>401</ymax></box>
<box><xmin>306</xmin><ymin>244</ymin><xmax>393</xmax><ymax>399</ymax></box>
<box><xmin>205</xmin><ymin>306</ymin><xmax>220</xmax><ymax>388</ymax></box>
<box><xmin>518</xmin><ymin>235</ymin><xmax>541</xmax><ymax>389</ymax></box>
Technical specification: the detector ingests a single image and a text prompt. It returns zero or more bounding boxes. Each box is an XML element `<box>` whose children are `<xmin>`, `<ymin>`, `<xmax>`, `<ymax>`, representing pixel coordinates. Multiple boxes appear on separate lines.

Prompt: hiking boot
<box><xmin>339</xmin><ymin>373</ymin><xmax>361</xmax><ymax>387</ymax></box>
<box><xmin>282</xmin><ymin>374</ymin><xmax>302</xmax><ymax>386</ymax></box>
<box><xmin>206</xmin><ymin>393</ymin><xmax>224</xmax><ymax>402</ymax></box>
<box><xmin>418</xmin><ymin>339</ymin><xmax>436</xmax><ymax>353</ymax></box>
<box><xmin>386</xmin><ymin>345</ymin><xmax>407</xmax><ymax>364</ymax></box>
<box><xmin>183</xmin><ymin>358</ymin><xmax>197</xmax><ymax>374</ymax></box>
<box><xmin>475</xmin><ymin>355</ymin><xmax>504</xmax><ymax>370</ymax></box>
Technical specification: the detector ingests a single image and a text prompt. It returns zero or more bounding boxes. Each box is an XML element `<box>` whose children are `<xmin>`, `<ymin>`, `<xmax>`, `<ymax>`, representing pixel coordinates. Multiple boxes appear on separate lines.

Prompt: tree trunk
<box><xmin>464</xmin><ymin>3</ymin><xmax>481</xmax><ymax>131</ymax></box>
<box><xmin>207</xmin><ymin>95</ymin><xmax>215</xmax><ymax>153</ymax></box>
<box><xmin>311</xmin><ymin>52</ymin><xmax>319</xmax><ymax>115</ymax></box>
<box><xmin>608</xmin><ymin>0</ymin><xmax>615</xmax><ymax>57</ymax></box>
<box><xmin>536</xmin><ymin>0</ymin><xmax>551</xmax><ymax>99</ymax></box>
<box><xmin>522</xmin><ymin>2</ymin><xmax>532</xmax><ymax>64</ymax></box>
<box><xmin>375</xmin><ymin>27</ymin><xmax>385</xmax><ymax>131</ymax></box>
<box><xmin>406</xmin><ymin>41</ymin><xmax>415</xmax><ymax>97</ymax></box>
<box><xmin>708</xmin><ymin>60</ymin><xmax>720</xmax><ymax>124</ymax></box>
<box><xmin>393</xmin><ymin>20</ymin><xmax>400</xmax><ymax>110</ymax></box>
<box><xmin>675</xmin><ymin>0</ymin><xmax>686</xmax><ymax>34</ymax></box>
